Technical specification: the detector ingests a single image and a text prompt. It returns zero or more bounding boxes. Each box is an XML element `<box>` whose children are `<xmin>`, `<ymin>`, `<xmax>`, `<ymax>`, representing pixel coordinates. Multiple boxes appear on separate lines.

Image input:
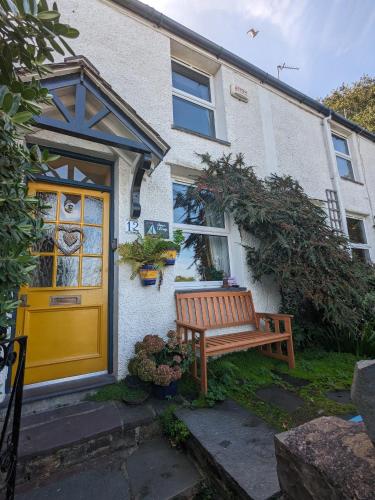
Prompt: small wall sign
<box><xmin>125</xmin><ymin>219</ymin><xmax>140</xmax><ymax>233</ymax></box>
<box><xmin>230</xmin><ymin>84</ymin><xmax>248</xmax><ymax>102</ymax></box>
<box><xmin>144</xmin><ymin>220</ymin><xmax>169</xmax><ymax>238</ymax></box>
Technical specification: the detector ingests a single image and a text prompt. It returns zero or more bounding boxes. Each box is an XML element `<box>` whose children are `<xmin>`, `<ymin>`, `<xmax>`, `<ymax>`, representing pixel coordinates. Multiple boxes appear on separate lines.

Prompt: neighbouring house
<box><xmin>15</xmin><ymin>0</ymin><xmax>375</xmax><ymax>389</ymax></box>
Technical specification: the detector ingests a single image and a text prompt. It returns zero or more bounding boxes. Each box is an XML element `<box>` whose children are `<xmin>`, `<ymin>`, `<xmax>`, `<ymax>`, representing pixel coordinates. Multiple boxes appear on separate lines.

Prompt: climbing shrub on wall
<box><xmin>0</xmin><ymin>0</ymin><xmax>78</xmax><ymax>335</ymax></box>
<box><xmin>174</xmin><ymin>153</ymin><xmax>375</xmax><ymax>353</ymax></box>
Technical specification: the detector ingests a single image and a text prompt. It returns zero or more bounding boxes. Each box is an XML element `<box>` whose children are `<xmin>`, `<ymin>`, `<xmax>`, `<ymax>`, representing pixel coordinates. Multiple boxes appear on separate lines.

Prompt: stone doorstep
<box><xmin>0</xmin><ymin>374</ymin><xmax>117</xmax><ymax>420</ymax></box>
<box><xmin>176</xmin><ymin>400</ymin><xmax>281</xmax><ymax>500</ymax></box>
<box><xmin>17</xmin><ymin>400</ymin><xmax>161</xmax><ymax>488</ymax></box>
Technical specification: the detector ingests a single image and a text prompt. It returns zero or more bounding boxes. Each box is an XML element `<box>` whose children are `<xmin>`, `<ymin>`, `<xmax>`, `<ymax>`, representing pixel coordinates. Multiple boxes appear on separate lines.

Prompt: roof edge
<box><xmin>113</xmin><ymin>0</ymin><xmax>375</xmax><ymax>143</ymax></box>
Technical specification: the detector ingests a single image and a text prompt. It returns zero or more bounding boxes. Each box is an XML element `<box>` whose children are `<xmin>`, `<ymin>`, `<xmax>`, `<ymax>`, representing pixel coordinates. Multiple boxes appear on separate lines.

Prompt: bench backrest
<box><xmin>175</xmin><ymin>290</ymin><xmax>258</xmax><ymax>329</ymax></box>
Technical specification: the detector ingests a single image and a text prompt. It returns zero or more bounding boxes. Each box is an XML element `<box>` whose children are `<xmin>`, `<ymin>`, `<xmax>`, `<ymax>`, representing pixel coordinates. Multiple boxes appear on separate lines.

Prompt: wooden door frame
<box><xmin>20</xmin><ymin>146</ymin><xmax>115</xmax><ymax>377</ymax></box>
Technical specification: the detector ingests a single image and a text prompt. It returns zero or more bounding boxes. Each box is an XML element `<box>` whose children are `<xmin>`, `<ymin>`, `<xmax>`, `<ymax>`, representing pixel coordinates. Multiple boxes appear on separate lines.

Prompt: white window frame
<box><xmin>346</xmin><ymin>214</ymin><xmax>371</xmax><ymax>263</ymax></box>
<box><xmin>171</xmin><ymin>58</ymin><xmax>216</xmax><ymax>137</ymax></box>
<box><xmin>332</xmin><ymin>132</ymin><xmax>355</xmax><ymax>181</ymax></box>
<box><xmin>172</xmin><ymin>177</ymin><xmax>232</xmax><ymax>289</ymax></box>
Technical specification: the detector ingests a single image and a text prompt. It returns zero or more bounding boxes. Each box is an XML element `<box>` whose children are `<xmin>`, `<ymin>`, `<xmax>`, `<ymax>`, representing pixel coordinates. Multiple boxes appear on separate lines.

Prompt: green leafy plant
<box><xmin>152</xmin><ymin>229</ymin><xmax>185</xmax><ymax>252</ymax></box>
<box><xmin>129</xmin><ymin>331</ymin><xmax>192</xmax><ymax>386</ymax></box>
<box><xmin>177</xmin><ymin>153</ymin><xmax>375</xmax><ymax>353</ymax></box>
<box><xmin>118</xmin><ymin>235</ymin><xmax>167</xmax><ymax>279</ymax></box>
<box><xmin>0</xmin><ymin>0</ymin><xmax>78</xmax><ymax>336</ymax></box>
<box><xmin>160</xmin><ymin>404</ymin><xmax>190</xmax><ymax>446</ymax></box>
<box><xmin>321</xmin><ymin>75</ymin><xmax>375</xmax><ymax>133</ymax></box>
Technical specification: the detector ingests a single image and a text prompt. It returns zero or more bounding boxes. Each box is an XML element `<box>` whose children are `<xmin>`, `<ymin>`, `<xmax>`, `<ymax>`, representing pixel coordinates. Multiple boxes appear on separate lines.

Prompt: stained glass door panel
<box><xmin>16</xmin><ymin>182</ymin><xmax>110</xmax><ymax>385</ymax></box>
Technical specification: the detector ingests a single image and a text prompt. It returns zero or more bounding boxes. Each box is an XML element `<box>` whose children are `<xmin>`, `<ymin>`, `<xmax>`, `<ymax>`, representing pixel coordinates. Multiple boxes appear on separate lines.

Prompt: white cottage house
<box><xmin>17</xmin><ymin>0</ymin><xmax>375</xmax><ymax>389</ymax></box>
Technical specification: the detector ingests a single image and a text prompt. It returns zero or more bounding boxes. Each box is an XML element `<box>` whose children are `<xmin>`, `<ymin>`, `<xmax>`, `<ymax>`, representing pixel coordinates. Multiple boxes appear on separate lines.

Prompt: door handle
<box><xmin>20</xmin><ymin>294</ymin><xmax>29</xmax><ymax>307</ymax></box>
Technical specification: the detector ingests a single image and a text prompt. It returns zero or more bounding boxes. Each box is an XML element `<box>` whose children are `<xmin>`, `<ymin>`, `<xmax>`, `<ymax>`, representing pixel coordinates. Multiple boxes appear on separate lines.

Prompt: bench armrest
<box><xmin>256</xmin><ymin>312</ymin><xmax>293</xmax><ymax>334</ymax></box>
<box><xmin>175</xmin><ymin>320</ymin><xmax>206</xmax><ymax>334</ymax></box>
<box><xmin>256</xmin><ymin>312</ymin><xmax>294</xmax><ymax>319</ymax></box>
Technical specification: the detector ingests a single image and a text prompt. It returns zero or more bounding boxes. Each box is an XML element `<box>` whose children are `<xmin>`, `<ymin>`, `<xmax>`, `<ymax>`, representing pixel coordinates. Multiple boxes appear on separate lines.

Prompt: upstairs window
<box><xmin>332</xmin><ymin>134</ymin><xmax>354</xmax><ymax>181</ymax></box>
<box><xmin>346</xmin><ymin>216</ymin><xmax>371</xmax><ymax>263</ymax></box>
<box><xmin>171</xmin><ymin>61</ymin><xmax>215</xmax><ymax>138</ymax></box>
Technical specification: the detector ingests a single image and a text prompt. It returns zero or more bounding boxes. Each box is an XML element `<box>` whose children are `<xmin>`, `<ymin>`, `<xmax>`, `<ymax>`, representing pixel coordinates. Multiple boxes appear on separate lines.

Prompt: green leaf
<box><xmin>2</xmin><ymin>92</ymin><xmax>14</xmax><ymax>113</ymax></box>
<box><xmin>0</xmin><ymin>85</ymin><xmax>9</xmax><ymax>105</ymax></box>
<box><xmin>55</xmin><ymin>23</ymin><xmax>79</xmax><ymax>38</ymax></box>
<box><xmin>37</xmin><ymin>10</ymin><xmax>60</xmax><ymax>21</ymax></box>
<box><xmin>12</xmin><ymin>111</ymin><xmax>33</xmax><ymax>123</ymax></box>
<box><xmin>49</xmin><ymin>37</ymin><xmax>65</xmax><ymax>55</ymax></box>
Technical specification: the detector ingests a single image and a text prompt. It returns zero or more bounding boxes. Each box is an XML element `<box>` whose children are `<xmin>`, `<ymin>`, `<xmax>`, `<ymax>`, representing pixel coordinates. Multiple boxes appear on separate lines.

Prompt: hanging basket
<box><xmin>139</xmin><ymin>264</ymin><xmax>158</xmax><ymax>286</ymax></box>
<box><xmin>163</xmin><ymin>249</ymin><xmax>177</xmax><ymax>266</ymax></box>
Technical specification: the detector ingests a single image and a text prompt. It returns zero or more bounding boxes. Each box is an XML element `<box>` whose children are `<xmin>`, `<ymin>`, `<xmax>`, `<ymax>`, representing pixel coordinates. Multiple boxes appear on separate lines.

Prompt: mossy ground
<box><xmin>89</xmin><ymin>349</ymin><xmax>359</xmax><ymax>432</ymax></box>
<box><xmin>88</xmin><ymin>381</ymin><xmax>149</xmax><ymax>403</ymax></box>
<box><xmin>179</xmin><ymin>348</ymin><xmax>359</xmax><ymax>431</ymax></box>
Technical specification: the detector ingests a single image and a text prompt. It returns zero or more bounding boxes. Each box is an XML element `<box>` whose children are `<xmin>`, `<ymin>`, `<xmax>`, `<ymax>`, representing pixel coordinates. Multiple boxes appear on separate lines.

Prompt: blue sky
<box><xmin>144</xmin><ymin>0</ymin><xmax>375</xmax><ymax>99</ymax></box>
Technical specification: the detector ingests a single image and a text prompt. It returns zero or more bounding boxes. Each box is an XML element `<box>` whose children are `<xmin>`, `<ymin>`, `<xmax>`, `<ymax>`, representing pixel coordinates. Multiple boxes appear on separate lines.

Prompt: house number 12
<box><xmin>125</xmin><ymin>220</ymin><xmax>139</xmax><ymax>233</ymax></box>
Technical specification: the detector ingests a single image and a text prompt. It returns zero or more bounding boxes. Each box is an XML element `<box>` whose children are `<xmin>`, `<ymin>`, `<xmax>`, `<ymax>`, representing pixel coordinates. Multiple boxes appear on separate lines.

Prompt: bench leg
<box><xmin>200</xmin><ymin>333</ymin><xmax>208</xmax><ymax>395</ymax></box>
<box><xmin>201</xmin><ymin>353</ymin><xmax>208</xmax><ymax>395</ymax></box>
<box><xmin>287</xmin><ymin>337</ymin><xmax>295</xmax><ymax>369</ymax></box>
<box><xmin>191</xmin><ymin>332</ymin><xmax>198</xmax><ymax>379</ymax></box>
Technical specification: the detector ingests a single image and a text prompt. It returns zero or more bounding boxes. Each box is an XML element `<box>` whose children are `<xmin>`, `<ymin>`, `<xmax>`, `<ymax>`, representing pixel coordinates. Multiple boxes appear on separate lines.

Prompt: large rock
<box><xmin>351</xmin><ymin>359</ymin><xmax>375</xmax><ymax>445</ymax></box>
<box><xmin>275</xmin><ymin>416</ymin><xmax>375</xmax><ymax>500</ymax></box>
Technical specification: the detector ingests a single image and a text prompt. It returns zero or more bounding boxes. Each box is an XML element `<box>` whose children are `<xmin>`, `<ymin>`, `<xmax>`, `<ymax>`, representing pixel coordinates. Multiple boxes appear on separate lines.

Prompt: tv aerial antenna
<box><xmin>277</xmin><ymin>62</ymin><xmax>300</xmax><ymax>79</ymax></box>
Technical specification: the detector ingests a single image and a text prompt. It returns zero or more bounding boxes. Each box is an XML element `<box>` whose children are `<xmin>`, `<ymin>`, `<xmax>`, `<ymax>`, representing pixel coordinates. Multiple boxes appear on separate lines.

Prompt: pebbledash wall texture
<box><xmin>33</xmin><ymin>0</ymin><xmax>375</xmax><ymax>379</ymax></box>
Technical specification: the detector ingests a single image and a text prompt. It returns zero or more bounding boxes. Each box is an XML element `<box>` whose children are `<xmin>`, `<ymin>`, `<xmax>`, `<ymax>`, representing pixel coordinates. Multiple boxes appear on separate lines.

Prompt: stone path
<box><xmin>176</xmin><ymin>400</ymin><xmax>280</xmax><ymax>500</ymax></box>
<box><xmin>256</xmin><ymin>386</ymin><xmax>304</xmax><ymax>413</ymax></box>
<box><xmin>16</xmin><ymin>437</ymin><xmax>201</xmax><ymax>500</ymax></box>
<box><xmin>271</xmin><ymin>370</ymin><xmax>310</xmax><ymax>388</ymax></box>
<box><xmin>326</xmin><ymin>389</ymin><xmax>352</xmax><ymax>404</ymax></box>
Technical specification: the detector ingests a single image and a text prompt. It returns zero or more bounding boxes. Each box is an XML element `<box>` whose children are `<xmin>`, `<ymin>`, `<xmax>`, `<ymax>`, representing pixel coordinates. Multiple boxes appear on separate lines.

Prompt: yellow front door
<box><xmin>16</xmin><ymin>182</ymin><xmax>109</xmax><ymax>385</ymax></box>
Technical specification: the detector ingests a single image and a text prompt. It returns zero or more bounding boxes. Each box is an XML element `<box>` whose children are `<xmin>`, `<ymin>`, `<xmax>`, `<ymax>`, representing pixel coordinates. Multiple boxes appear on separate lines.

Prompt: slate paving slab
<box><xmin>271</xmin><ymin>370</ymin><xmax>310</xmax><ymax>388</ymax></box>
<box><xmin>326</xmin><ymin>390</ymin><xmax>351</xmax><ymax>405</ymax></box>
<box><xmin>16</xmin><ymin>437</ymin><xmax>201</xmax><ymax>500</ymax></box>
<box><xmin>16</xmin><ymin>453</ymin><xmax>130</xmax><ymax>500</ymax></box>
<box><xmin>127</xmin><ymin>437</ymin><xmax>201</xmax><ymax>499</ymax></box>
<box><xmin>176</xmin><ymin>399</ymin><xmax>280</xmax><ymax>500</ymax></box>
<box><xmin>256</xmin><ymin>386</ymin><xmax>304</xmax><ymax>413</ymax></box>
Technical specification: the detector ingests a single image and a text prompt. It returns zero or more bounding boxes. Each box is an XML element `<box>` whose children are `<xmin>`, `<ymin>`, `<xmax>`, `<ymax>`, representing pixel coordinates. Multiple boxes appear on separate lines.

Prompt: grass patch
<box><xmin>159</xmin><ymin>404</ymin><xmax>190</xmax><ymax>446</ymax></box>
<box><xmin>179</xmin><ymin>349</ymin><xmax>359</xmax><ymax>432</ymax></box>
<box><xmin>88</xmin><ymin>380</ymin><xmax>149</xmax><ymax>403</ymax></box>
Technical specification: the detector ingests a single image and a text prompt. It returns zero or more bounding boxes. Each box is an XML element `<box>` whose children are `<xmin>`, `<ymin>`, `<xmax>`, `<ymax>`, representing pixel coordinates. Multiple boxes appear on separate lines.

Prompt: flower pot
<box><xmin>152</xmin><ymin>380</ymin><xmax>178</xmax><ymax>400</ymax></box>
<box><xmin>139</xmin><ymin>265</ymin><xmax>158</xmax><ymax>286</ymax></box>
<box><xmin>163</xmin><ymin>249</ymin><xmax>177</xmax><ymax>265</ymax></box>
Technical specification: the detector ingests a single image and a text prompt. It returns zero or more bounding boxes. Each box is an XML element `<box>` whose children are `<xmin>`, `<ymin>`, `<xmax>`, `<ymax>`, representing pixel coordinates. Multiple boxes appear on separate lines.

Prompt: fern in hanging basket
<box><xmin>118</xmin><ymin>235</ymin><xmax>166</xmax><ymax>277</ymax></box>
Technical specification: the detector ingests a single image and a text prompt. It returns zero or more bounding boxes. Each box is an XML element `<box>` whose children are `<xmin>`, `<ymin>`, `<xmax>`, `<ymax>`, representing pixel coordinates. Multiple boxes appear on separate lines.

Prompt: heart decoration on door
<box><xmin>54</xmin><ymin>225</ymin><xmax>84</xmax><ymax>255</ymax></box>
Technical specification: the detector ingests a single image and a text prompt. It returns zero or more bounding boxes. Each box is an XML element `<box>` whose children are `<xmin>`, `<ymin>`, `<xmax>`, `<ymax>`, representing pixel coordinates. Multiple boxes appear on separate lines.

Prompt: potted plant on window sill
<box><xmin>118</xmin><ymin>235</ymin><xmax>167</xmax><ymax>286</ymax></box>
<box><xmin>158</xmin><ymin>229</ymin><xmax>185</xmax><ymax>266</ymax></box>
<box><xmin>128</xmin><ymin>331</ymin><xmax>192</xmax><ymax>399</ymax></box>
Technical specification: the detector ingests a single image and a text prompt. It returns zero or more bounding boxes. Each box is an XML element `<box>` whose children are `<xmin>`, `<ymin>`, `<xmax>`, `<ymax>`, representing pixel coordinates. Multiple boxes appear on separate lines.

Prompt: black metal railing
<box><xmin>0</xmin><ymin>336</ymin><xmax>27</xmax><ymax>500</ymax></box>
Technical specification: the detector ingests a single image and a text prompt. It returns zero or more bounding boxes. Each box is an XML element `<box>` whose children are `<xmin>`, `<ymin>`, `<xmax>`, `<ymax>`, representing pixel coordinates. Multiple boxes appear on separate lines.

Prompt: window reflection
<box><xmin>175</xmin><ymin>233</ymin><xmax>230</xmax><ymax>282</ymax></box>
<box><xmin>173</xmin><ymin>183</ymin><xmax>224</xmax><ymax>228</ymax></box>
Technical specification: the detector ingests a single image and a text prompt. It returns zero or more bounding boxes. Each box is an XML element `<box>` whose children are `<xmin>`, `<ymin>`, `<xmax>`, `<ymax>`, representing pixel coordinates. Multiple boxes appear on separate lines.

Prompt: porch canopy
<box><xmin>31</xmin><ymin>56</ymin><xmax>170</xmax><ymax>217</ymax></box>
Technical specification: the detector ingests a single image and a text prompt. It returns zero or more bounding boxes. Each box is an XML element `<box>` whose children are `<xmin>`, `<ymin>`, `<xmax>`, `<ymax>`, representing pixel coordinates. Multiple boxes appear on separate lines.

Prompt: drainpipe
<box><xmin>322</xmin><ymin>115</ymin><xmax>349</xmax><ymax>237</ymax></box>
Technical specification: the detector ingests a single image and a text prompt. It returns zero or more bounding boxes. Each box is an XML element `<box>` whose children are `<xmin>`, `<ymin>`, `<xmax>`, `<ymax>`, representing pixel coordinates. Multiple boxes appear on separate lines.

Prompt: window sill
<box><xmin>340</xmin><ymin>177</ymin><xmax>364</xmax><ymax>186</ymax></box>
<box><xmin>172</xmin><ymin>125</ymin><xmax>231</xmax><ymax>147</ymax></box>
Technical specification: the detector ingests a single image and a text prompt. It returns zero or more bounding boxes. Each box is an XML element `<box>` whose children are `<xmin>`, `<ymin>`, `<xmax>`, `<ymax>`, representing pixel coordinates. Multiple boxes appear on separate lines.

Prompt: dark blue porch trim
<box><xmin>36</xmin><ymin>73</ymin><xmax>165</xmax><ymax>159</ymax></box>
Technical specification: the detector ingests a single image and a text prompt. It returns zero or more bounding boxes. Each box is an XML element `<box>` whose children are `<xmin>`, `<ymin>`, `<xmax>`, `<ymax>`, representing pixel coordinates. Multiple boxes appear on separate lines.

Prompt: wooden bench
<box><xmin>175</xmin><ymin>290</ymin><xmax>295</xmax><ymax>394</ymax></box>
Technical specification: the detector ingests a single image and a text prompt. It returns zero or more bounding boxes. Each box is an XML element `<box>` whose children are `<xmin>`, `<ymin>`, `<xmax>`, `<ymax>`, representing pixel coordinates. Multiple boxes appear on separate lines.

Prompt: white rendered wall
<box><xmin>39</xmin><ymin>0</ymin><xmax>375</xmax><ymax>378</ymax></box>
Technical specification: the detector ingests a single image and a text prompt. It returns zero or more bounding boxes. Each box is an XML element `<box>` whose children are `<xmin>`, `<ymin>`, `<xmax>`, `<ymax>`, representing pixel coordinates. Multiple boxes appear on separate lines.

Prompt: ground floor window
<box><xmin>346</xmin><ymin>216</ymin><xmax>371</xmax><ymax>263</ymax></box>
<box><xmin>172</xmin><ymin>181</ymin><xmax>230</xmax><ymax>287</ymax></box>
